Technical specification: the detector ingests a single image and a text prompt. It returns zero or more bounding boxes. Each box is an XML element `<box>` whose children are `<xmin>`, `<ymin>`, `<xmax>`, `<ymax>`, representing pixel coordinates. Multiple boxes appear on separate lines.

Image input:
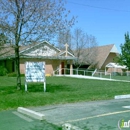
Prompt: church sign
<box><xmin>25</xmin><ymin>62</ymin><xmax>46</xmax><ymax>92</ymax></box>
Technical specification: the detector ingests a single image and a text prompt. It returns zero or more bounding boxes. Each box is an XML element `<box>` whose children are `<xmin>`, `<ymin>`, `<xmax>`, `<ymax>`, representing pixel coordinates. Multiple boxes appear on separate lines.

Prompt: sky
<box><xmin>65</xmin><ymin>0</ymin><xmax>130</xmax><ymax>52</ymax></box>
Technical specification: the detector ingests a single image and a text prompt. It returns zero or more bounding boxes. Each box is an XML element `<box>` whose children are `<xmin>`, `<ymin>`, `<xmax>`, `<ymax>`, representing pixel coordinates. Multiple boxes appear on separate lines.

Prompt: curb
<box><xmin>17</xmin><ymin>107</ymin><xmax>44</xmax><ymax>120</ymax></box>
<box><xmin>114</xmin><ymin>94</ymin><xmax>130</xmax><ymax>99</ymax></box>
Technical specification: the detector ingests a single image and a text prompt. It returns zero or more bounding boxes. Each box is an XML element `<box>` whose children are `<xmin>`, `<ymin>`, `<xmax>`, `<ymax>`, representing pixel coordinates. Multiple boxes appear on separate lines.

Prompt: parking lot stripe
<box><xmin>60</xmin><ymin>109</ymin><xmax>130</xmax><ymax>124</ymax></box>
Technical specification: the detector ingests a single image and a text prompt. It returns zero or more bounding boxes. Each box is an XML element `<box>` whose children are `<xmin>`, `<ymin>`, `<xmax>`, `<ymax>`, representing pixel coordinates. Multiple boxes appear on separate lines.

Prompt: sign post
<box><xmin>25</xmin><ymin>62</ymin><xmax>46</xmax><ymax>92</ymax></box>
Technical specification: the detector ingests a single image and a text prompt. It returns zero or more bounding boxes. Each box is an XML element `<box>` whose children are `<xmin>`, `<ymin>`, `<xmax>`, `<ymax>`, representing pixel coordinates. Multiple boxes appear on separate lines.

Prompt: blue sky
<box><xmin>65</xmin><ymin>0</ymin><xmax>130</xmax><ymax>52</ymax></box>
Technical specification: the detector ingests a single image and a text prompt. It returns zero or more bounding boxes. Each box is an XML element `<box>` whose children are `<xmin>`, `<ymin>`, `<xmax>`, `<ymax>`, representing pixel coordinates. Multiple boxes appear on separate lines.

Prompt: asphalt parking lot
<box><xmin>30</xmin><ymin>98</ymin><xmax>130</xmax><ymax>130</ymax></box>
<box><xmin>1</xmin><ymin>98</ymin><xmax>130</xmax><ymax>130</ymax></box>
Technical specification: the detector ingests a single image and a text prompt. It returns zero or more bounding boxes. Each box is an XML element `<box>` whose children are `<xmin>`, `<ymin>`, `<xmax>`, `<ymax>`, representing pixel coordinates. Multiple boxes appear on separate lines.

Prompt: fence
<box><xmin>53</xmin><ymin>68</ymin><xmax>111</xmax><ymax>78</ymax></box>
<box><xmin>53</xmin><ymin>68</ymin><xmax>94</xmax><ymax>76</ymax></box>
<box><xmin>53</xmin><ymin>68</ymin><xmax>130</xmax><ymax>80</ymax></box>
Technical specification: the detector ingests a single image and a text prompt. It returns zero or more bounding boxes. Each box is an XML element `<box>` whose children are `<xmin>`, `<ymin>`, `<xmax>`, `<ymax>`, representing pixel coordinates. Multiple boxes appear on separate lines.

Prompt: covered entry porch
<box><xmin>53</xmin><ymin>60</ymin><xmax>74</xmax><ymax>75</ymax></box>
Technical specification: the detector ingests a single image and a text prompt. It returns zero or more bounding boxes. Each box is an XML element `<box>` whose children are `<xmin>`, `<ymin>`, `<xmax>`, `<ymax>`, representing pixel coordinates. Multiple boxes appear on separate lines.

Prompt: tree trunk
<box><xmin>15</xmin><ymin>45</ymin><xmax>21</xmax><ymax>90</ymax></box>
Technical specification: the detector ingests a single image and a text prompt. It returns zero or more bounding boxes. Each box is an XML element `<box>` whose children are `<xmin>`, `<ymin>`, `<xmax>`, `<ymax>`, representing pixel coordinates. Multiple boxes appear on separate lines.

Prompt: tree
<box><xmin>56</xmin><ymin>28</ymin><xmax>98</xmax><ymax>68</ymax></box>
<box><xmin>116</xmin><ymin>32</ymin><xmax>130</xmax><ymax>69</ymax></box>
<box><xmin>0</xmin><ymin>33</ymin><xmax>8</xmax><ymax>45</ymax></box>
<box><xmin>57</xmin><ymin>29</ymin><xmax>72</xmax><ymax>49</ymax></box>
<box><xmin>72</xmin><ymin>28</ymin><xmax>98</xmax><ymax>68</ymax></box>
<box><xmin>0</xmin><ymin>0</ymin><xmax>75</xmax><ymax>90</ymax></box>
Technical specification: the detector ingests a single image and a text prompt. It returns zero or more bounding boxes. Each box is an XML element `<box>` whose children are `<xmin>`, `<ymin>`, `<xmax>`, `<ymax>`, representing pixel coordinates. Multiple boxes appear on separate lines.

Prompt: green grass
<box><xmin>0</xmin><ymin>76</ymin><xmax>130</xmax><ymax>111</ymax></box>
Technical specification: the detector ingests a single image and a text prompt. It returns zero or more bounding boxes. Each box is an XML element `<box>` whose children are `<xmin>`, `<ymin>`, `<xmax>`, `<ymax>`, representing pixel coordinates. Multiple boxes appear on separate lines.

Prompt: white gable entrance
<box><xmin>20</xmin><ymin>41</ymin><xmax>60</xmax><ymax>57</ymax></box>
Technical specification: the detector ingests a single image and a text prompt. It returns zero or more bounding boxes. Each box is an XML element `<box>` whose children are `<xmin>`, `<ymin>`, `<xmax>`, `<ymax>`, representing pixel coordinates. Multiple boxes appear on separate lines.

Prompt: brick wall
<box><xmin>20</xmin><ymin>58</ymin><xmax>66</xmax><ymax>75</ymax></box>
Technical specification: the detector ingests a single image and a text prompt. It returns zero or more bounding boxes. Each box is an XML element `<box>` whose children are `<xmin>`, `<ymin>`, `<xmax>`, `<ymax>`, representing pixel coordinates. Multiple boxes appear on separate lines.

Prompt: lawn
<box><xmin>0</xmin><ymin>76</ymin><xmax>130</xmax><ymax>111</ymax></box>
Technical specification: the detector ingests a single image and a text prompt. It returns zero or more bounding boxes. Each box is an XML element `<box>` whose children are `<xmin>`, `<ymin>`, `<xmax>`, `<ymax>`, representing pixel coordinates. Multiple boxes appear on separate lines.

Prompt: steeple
<box><xmin>64</xmin><ymin>43</ymin><xmax>69</xmax><ymax>57</ymax></box>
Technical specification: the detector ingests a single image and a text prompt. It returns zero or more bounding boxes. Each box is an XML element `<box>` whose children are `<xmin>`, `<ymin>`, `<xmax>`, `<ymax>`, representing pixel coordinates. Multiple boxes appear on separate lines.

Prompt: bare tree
<box><xmin>72</xmin><ymin>28</ymin><xmax>98</xmax><ymax>68</ymax></box>
<box><xmin>57</xmin><ymin>29</ymin><xmax>72</xmax><ymax>50</ymax></box>
<box><xmin>0</xmin><ymin>32</ymin><xmax>9</xmax><ymax>45</ymax></box>
<box><xmin>56</xmin><ymin>28</ymin><xmax>98</xmax><ymax>68</ymax></box>
<box><xmin>0</xmin><ymin>0</ymin><xmax>75</xmax><ymax>90</ymax></box>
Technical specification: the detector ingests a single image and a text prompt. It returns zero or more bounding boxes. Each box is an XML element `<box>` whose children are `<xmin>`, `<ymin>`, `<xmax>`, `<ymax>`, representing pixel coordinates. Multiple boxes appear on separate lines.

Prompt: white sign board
<box><xmin>25</xmin><ymin>62</ymin><xmax>46</xmax><ymax>92</ymax></box>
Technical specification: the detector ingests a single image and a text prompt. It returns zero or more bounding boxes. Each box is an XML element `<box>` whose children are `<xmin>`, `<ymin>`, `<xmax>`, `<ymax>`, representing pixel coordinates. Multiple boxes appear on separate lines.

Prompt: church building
<box><xmin>0</xmin><ymin>41</ymin><xmax>76</xmax><ymax>76</ymax></box>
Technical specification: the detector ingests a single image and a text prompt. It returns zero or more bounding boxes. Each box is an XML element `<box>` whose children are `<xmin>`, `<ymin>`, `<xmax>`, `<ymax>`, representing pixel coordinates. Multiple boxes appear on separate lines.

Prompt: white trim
<box><xmin>110</xmin><ymin>45</ymin><xmax>119</xmax><ymax>53</ymax></box>
<box><xmin>20</xmin><ymin>41</ymin><xmax>60</xmax><ymax>54</ymax></box>
<box><xmin>59</xmin><ymin>51</ymin><xmax>75</xmax><ymax>57</ymax></box>
<box><xmin>106</xmin><ymin>62</ymin><xmax>127</xmax><ymax>69</ymax></box>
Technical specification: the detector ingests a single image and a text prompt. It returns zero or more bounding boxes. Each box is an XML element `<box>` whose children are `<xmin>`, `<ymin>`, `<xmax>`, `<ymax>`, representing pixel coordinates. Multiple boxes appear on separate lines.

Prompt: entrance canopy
<box><xmin>106</xmin><ymin>62</ymin><xmax>127</xmax><ymax>69</ymax></box>
<box><xmin>105</xmin><ymin>62</ymin><xmax>128</xmax><ymax>75</ymax></box>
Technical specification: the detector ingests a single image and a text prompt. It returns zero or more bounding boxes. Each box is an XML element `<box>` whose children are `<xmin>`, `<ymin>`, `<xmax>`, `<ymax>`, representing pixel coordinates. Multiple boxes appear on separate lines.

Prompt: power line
<box><xmin>68</xmin><ymin>1</ymin><xmax>130</xmax><ymax>13</ymax></box>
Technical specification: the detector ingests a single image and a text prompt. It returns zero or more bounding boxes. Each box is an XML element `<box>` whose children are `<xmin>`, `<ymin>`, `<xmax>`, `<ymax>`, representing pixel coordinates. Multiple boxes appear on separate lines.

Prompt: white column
<box><xmin>70</xmin><ymin>61</ymin><xmax>73</xmax><ymax>75</ymax></box>
<box><xmin>64</xmin><ymin>43</ymin><xmax>69</xmax><ymax>57</ymax></box>
<box><xmin>59</xmin><ymin>62</ymin><xmax>61</xmax><ymax>75</ymax></box>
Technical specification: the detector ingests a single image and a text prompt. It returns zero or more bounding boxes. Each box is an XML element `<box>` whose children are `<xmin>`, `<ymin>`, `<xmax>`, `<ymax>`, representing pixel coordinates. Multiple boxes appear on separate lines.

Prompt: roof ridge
<box><xmin>98</xmin><ymin>44</ymin><xmax>114</xmax><ymax>47</ymax></box>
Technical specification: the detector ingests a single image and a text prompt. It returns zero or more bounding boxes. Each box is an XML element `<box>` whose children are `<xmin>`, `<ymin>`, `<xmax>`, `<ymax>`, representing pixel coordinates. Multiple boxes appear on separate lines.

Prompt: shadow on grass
<box><xmin>26</xmin><ymin>83</ymin><xmax>72</xmax><ymax>93</ymax></box>
<box><xmin>0</xmin><ymin>86</ymin><xmax>18</xmax><ymax>94</ymax></box>
<box><xmin>0</xmin><ymin>84</ymin><xmax>71</xmax><ymax>94</ymax></box>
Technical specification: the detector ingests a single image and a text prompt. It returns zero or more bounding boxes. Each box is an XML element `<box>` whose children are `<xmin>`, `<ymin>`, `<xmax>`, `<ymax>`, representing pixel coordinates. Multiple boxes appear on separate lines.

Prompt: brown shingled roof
<box><xmin>0</xmin><ymin>41</ymin><xmax>59</xmax><ymax>59</ymax></box>
<box><xmin>96</xmin><ymin>44</ymin><xmax>115</xmax><ymax>69</ymax></box>
<box><xmin>74</xmin><ymin>44</ymin><xmax>118</xmax><ymax>69</ymax></box>
<box><xmin>0</xmin><ymin>46</ymin><xmax>15</xmax><ymax>59</ymax></box>
<box><xmin>0</xmin><ymin>41</ymin><xmax>76</xmax><ymax>60</ymax></box>
<box><xmin>0</xmin><ymin>43</ymin><xmax>118</xmax><ymax>68</ymax></box>
<box><xmin>0</xmin><ymin>45</ymin><xmax>28</xmax><ymax>59</ymax></box>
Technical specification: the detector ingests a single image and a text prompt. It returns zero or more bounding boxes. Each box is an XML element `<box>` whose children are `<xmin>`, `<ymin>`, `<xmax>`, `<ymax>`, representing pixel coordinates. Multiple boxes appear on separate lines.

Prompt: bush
<box><xmin>0</xmin><ymin>66</ymin><xmax>8</xmax><ymax>76</ymax></box>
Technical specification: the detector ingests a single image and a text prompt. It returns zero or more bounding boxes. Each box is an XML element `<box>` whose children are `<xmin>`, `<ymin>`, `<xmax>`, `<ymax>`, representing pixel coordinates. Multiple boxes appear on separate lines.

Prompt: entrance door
<box><xmin>61</xmin><ymin>62</ymin><xmax>64</xmax><ymax>74</ymax></box>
